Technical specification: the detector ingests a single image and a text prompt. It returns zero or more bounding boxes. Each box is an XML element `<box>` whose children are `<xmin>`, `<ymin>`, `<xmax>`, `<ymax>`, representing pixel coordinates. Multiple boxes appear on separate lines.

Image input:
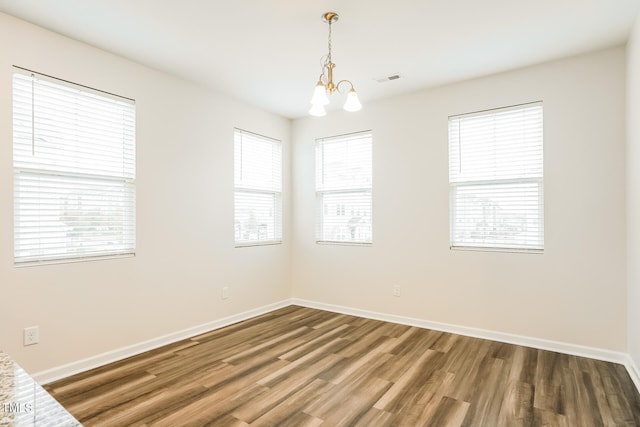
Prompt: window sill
<box><xmin>235</xmin><ymin>241</ymin><xmax>282</xmax><ymax>248</ymax></box>
<box><xmin>450</xmin><ymin>246</ymin><xmax>543</xmax><ymax>254</ymax></box>
<box><xmin>316</xmin><ymin>241</ymin><xmax>372</xmax><ymax>247</ymax></box>
<box><xmin>14</xmin><ymin>252</ymin><xmax>135</xmax><ymax>268</ymax></box>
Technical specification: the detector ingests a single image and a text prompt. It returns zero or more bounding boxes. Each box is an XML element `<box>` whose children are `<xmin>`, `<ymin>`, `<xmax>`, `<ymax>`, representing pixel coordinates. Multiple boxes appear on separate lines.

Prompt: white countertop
<box><xmin>0</xmin><ymin>352</ymin><xmax>80</xmax><ymax>427</ymax></box>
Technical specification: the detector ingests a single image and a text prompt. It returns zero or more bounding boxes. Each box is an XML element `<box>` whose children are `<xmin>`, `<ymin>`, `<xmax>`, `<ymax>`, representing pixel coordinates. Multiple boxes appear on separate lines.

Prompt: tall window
<box><xmin>448</xmin><ymin>102</ymin><xmax>544</xmax><ymax>252</ymax></box>
<box><xmin>234</xmin><ymin>129</ymin><xmax>282</xmax><ymax>246</ymax></box>
<box><xmin>316</xmin><ymin>131</ymin><xmax>373</xmax><ymax>244</ymax></box>
<box><xmin>13</xmin><ymin>69</ymin><xmax>136</xmax><ymax>264</ymax></box>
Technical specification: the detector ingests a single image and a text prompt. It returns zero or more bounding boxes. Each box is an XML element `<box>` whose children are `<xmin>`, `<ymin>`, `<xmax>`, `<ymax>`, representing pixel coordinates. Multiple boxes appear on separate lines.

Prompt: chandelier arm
<box><xmin>320</xmin><ymin>54</ymin><xmax>329</xmax><ymax>72</ymax></box>
<box><xmin>335</xmin><ymin>79</ymin><xmax>355</xmax><ymax>94</ymax></box>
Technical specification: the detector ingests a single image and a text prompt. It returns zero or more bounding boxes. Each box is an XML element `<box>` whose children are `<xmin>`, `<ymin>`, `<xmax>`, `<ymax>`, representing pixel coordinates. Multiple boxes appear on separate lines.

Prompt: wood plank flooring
<box><xmin>44</xmin><ymin>306</ymin><xmax>640</xmax><ymax>426</ymax></box>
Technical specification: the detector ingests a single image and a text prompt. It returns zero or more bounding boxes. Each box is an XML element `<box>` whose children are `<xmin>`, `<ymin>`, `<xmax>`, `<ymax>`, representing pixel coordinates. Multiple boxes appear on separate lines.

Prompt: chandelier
<box><xmin>309</xmin><ymin>12</ymin><xmax>362</xmax><ymax>117</ymax></box>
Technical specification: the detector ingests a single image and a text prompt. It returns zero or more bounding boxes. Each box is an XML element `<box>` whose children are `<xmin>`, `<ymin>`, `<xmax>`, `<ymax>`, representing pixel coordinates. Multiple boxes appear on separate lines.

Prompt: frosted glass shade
<box><xmin>310</xmin><ymin>83</ymin><xmax>329</xmax><ymax>106</ymax></box>
<box><xmin>309</xmin><ymin>103</ymin><xmax>327</xmax><ymax>117</ymax></box>
<box><xmin>343</xmin><ymin>89</ymin><xmax>362</xmax><ymax>112</ymax></box>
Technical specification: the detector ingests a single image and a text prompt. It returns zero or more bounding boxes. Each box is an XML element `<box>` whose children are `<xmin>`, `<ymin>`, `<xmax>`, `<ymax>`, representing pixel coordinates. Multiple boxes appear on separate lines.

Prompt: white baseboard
<box><xmin>624</xmin><ymin>354</ymin><xmax>640</xmax><ymax>393</ymax></box>
<box><xmin>34</xmin><ymin>297</ymin><xmax>640</xmax><ymax>396</ymax></box>
<box><xmin>291</xmin><ymin>298</ymin><xmax>630</xmax><ymax>366</ymax></box>
<box><xmin>33</xmin><ymin>299</ymin><xmax>292</xmax><ymax>384</ymax></box>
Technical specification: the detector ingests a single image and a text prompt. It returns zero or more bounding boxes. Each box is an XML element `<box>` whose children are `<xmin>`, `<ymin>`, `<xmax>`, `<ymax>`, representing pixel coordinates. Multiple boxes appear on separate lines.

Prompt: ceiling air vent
<box><xmin>375</xmin><ymin>73</ymin><xmax>401</xmax><ymax>83</ymax></box>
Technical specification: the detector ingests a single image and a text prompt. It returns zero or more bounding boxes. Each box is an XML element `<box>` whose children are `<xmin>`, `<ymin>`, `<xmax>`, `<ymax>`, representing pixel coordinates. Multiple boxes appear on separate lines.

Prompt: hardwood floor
<box><xmin>44</xmin><ymin>306</ymin><xmax>640</xmax><ymax>426</ymax></box>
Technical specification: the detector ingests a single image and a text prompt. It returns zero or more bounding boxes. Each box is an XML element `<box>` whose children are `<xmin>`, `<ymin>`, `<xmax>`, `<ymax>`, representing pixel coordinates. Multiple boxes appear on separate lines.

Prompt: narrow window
<box><xmin>234</xmin><ymin>129</ymin><xmax>282</xmax><ymax>246</ymax></box>
<box><xmin>13</xmin><ymin>69</ymin><xmax>136</xmax><ymax>264</ymax></box>
<box><xmin>316</xmin><ymin>131</ymin><xmax>373</xmax><ymax>244</ymax></box>
<box><xmin>448</xmin><ymin>102</ymin><xmax>544</xmax><ymax>252</ymax></box>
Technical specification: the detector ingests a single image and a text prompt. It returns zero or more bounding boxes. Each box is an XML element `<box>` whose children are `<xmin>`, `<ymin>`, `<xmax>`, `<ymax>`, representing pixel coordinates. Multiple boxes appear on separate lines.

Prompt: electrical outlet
<box><xmin>222</xmin><ymin>286</ymin><xmax>230</xmax><ymax>300</ymax></box>
<box><xmin>393</xmin><ymin>285</ymin><xmax>401</xmax><ymax>298</ymax></box>
<box><xmin>23</xmin><ymin>326</ymin><xmax>39</xmax><ymax>346</ymax></box>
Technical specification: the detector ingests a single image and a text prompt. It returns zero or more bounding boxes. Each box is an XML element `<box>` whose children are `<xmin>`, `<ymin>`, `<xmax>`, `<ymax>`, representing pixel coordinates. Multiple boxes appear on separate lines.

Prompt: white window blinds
<box><xmin>448</xmin><ymin>102</ymin><xmax>543</xmax><ymax>252</ymax></box>
<box><xmin>234</xmin><ymin>129</ymin><xmax>282</xmax><ymax>246</ymax></box>
<box><xmin>316</xmin><ymin>131</ymin><xmax>373</xmax><ymax>244</ymax></box>
<box><xmin>13</xmin><ymin>70</ymin><xmax>136</xmax><ymax>264</ymax></box>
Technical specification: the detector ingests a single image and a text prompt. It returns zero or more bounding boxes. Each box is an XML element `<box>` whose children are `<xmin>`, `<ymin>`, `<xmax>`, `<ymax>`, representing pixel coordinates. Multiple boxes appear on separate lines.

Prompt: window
<box><xmin>316</xmin><ymin>131</ymin><xmax>373</xmax><ymax>244</ymax></box>
<box><xmin>13</xmin><ymin>69</ymin><xmax>136</xmax><ymax>265</ymax></box>
<box><xmin>234</xmin><ymin>129</ymin><xmax>282</xmax><ymax>246</ymax></box>
<box><xmin>448</xmin><ymin>102</ymin><xmax>544</xmax><ymax>252</ymax></box>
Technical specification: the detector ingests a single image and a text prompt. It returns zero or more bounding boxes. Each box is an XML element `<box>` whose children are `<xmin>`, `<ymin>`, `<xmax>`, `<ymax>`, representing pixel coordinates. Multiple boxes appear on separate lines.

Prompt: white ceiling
<box><xmin>0</xmin><ymin>0</ymin><xmax>639</xmax><ymax>119</ymax></box>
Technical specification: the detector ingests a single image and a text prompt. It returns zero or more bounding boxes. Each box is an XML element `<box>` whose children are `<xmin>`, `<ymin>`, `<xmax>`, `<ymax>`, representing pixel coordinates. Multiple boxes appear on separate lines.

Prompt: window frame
<box><xmin>315</xmin><ymin>130</ymin><xmax>373</xmax><ymax>245</ymax></box>
<box><xmin>233</xmin><ymin>128</ymin><xmax>283</xmax><ymax>247</ymax></box>
<box><xmin>448</xmin><ymin>102</ymin><xmax>544</xmax><ymax>253</ymax></box>
<box><xmin>12</xmin><ymin>67</ymin><xmax>136</xmax><ymax>266</ymax></box>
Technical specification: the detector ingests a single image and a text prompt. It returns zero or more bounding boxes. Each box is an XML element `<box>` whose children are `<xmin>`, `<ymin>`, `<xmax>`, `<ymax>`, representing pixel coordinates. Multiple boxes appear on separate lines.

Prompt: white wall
<box><xmin>292</xmin><ymin>46</ymin><xmax>627</xmax><ymax>351</ymax></box>
<box><xmin>627</xmin><ymin>14</ymin><xmax>640</xmax><ymax>371</ymax></box>
<box><xmin>0</xmin><ymin>10</ymin><xmax>632</xmax><ymax>376</ymax></box>
<box><xmin>0</xmin><ymin>13</ymin><xmax>291</xmax><ymax>373</ymax></box>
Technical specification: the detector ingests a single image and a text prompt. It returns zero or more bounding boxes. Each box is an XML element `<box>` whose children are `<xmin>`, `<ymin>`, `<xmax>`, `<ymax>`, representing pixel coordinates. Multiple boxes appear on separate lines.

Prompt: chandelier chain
<box><xmin>327</xmin><ymin>20</ymin><xmax>332</xmax><ymax>64</ymax></box>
